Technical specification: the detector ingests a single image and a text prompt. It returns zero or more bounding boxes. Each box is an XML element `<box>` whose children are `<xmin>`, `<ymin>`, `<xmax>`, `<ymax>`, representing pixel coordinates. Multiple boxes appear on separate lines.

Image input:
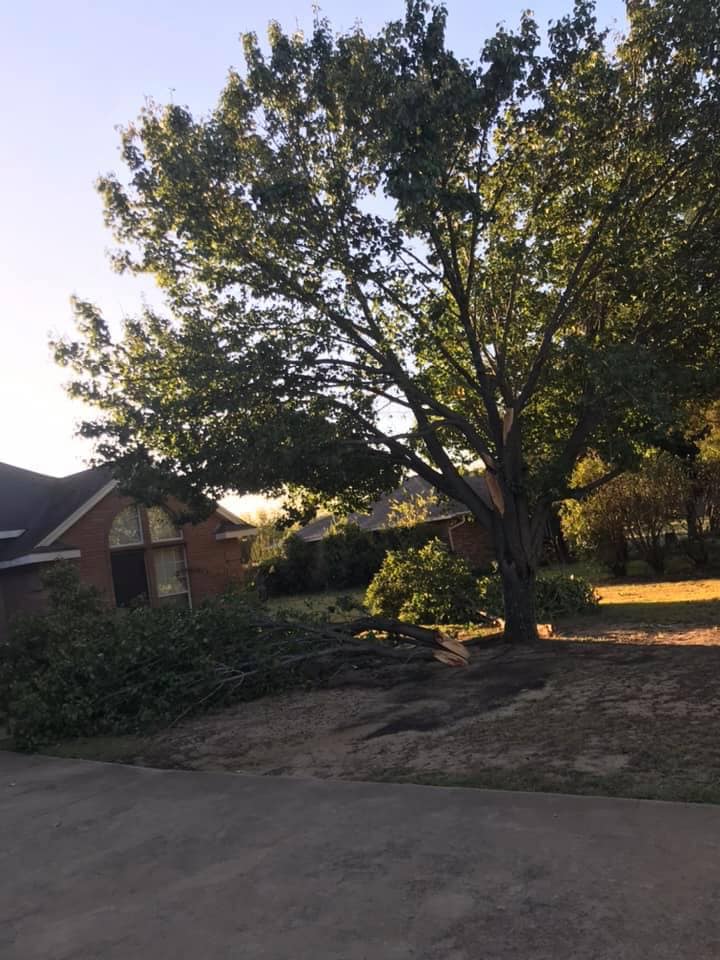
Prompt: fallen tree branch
<box><xmin>155</xmin><ymin>611</ymin><xmax>477</xmax><ymax>733</ymax></box>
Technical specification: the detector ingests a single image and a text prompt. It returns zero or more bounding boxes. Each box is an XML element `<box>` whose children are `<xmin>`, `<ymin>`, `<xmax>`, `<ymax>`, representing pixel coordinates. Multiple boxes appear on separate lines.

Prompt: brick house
<box><xmin>0</xmin><ymin>462</ymin><xmax>257</xmax><ymax>639</ymax></box>
<box><xmin>296</xmin><ymin>474</ymin><xmax>495</xmax><ymax>569</ymax></box>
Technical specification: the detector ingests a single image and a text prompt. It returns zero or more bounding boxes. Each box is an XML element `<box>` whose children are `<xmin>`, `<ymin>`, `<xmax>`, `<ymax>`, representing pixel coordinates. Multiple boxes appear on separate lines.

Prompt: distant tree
<box><xmin>249</xmin><ymin>510</ymin><xmax>288</xmax><ymax>565</ymax></box>
<box><xmin>563</xmin><ymin>452</ymin><xmax>689</xmax><ymax>574</ymax></box>
<box><xmin>652</xmin><ymin>401</ymin><xmax>720</xmax><ymax>561</ymax></box>
<box><xmin>386</xmin><ymin>490</ymin><xmax>440</xmax><ymax>528</ymax></box>
<box><xmin>698</xmin><ymin>458</ymin><xmax>720</xmax><ymax>536</ymax></box>
<box><xmin>561</xmin><ymin>453</ymin><xmax>630</xmax><ymax>575</ymax></box>
<box><xmin>56</xmin><ymin>0</ymin><xmax>720</xmax><ymax>641</ymax></box>
<box><xmin>693</xmin><ymin>413</ymin><xmax>720</xmax><ymax>539</ymax></box>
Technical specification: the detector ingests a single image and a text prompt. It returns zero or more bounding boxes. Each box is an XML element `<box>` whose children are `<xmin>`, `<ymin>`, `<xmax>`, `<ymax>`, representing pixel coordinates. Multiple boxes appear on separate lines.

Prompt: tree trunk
<box><xmin>599</xmin><ymin>535</ymin><xmax>628</xmax><ymax>577</ymax></box>
<box><xmin>685</xmin><ymin>495</ymin><xmax>708</xmax><ymax>566</ymax></box>
<box><xmin>499</xmin><ymin>561</ymin><xmax>539</xmax><ymax>643</ymax></box>
<box><xmin>547</xmin><ymin>506</ymin><xmax>571</xmax><ymax>564</ymax></box>
<box><xmin>481</xmin><ymin>425</ymin><xmax>541</xmax><ymax>643</ymax></box>
<box><xmin>645</xmin><ymin>536</ymin><xmax>666</xmax><ymax>575</ymax></box>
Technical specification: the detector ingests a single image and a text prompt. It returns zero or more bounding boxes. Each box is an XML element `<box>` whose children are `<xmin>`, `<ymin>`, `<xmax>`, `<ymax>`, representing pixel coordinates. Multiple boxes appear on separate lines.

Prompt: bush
<box><xmin>256</xmin><ymin>521</ymin><xmax>436</xmax><ymax>596</ymax></box>
<box><xmin>264</xmin><ymin>533</ymin><xmax>321</xmax><ymax>593</ymax></box>
<box><xmin>477</xmin><ymin>572</ymin><xmax>599</xmax><ymax>620</ymax></box>
<box><xmin>317</xmin><ymin>521</ymin><xmax>388</xmax><ymax>589</ymax></box>
<box><xmin>0</xmin><ymin>564</ymin><xmax>323</xmax><ymax>749</ymax></box>
<box><xmin>365</xmin><ymin>539</ymin><xmax>481</xmax><ymax>624</ymax></box>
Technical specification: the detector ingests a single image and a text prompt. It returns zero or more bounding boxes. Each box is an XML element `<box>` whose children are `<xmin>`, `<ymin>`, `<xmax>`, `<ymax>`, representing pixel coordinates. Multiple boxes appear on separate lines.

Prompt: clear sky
<box><xmin>0</xmin><ymin>0</ymin><xmax>627</xmax><ymax>501</ymax></box>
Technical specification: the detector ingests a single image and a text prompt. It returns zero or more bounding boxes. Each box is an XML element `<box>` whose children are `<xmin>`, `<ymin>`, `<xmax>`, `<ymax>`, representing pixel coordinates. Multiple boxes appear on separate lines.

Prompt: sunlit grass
<box><xmin>598</xmin><ymin>579</ymin><xmax>720</xmax><ymax>604</ymax></box>
<box><xmin>588</xmin><ymin>578</ymin><xmax>720</xmax><ymax>625</ymax></box>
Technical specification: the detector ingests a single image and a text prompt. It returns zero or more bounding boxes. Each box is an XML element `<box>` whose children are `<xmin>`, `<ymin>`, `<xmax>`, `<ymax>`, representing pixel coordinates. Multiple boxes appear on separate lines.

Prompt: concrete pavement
<box><xmin>1</xmin><ymin>751</ymin><xmax>719</xmax><ymax>959</ymax></box>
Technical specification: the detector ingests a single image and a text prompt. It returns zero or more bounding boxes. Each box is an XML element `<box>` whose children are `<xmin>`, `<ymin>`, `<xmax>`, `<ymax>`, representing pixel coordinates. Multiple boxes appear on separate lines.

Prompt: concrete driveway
<box><xmin>1</xmin><ymin>752</ymin><xmax>719</xmax><ymax>959</ymax></box>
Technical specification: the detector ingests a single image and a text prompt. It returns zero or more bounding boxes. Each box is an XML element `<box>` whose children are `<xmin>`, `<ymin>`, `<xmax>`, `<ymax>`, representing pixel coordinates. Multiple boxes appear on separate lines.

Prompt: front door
<box><xmin>111</xmin><ymin>549</ymin><xmax>149</xmax><ymax>607</ymax></box>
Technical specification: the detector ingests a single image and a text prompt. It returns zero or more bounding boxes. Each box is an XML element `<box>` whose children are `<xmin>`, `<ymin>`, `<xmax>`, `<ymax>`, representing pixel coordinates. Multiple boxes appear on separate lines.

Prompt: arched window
<box><xmin>108</xmin><ymin>503</ymin><xmax>189</xmax><ymax>609</ymax></box>
<box><xmin>147</xmin><ymin>506</ymin><xmax>182</xmax><ymax>543</ymax></box>
<box><xmin>109</xmin><ymin>505</ymin><xmax>143</xmax><ymax>548</ymax></box>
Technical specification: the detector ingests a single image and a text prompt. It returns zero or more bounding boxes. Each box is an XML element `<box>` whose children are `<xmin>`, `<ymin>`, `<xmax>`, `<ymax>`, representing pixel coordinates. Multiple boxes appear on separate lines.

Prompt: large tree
<box><xmin>57</xmin><ymin>0</ymin><xmax>720</xmax><ymax>641</ymax></box>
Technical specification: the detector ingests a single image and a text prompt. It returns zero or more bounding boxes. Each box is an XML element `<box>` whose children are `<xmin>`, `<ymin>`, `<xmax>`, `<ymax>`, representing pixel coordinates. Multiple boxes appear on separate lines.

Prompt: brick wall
<box><xmin>64</xmin><ymin>490</ymin><xmax>129</xmax><ymax>601</ymax></box>
<box><xmin>426</xmin><ymin>515</ymin><xmax>495</xmax><ymax>571</ymax></box>
<box><xmin>182</xmin><ymin>520</ymin><xmax>251</xmax><ymax>602</ymax></box>
<box><xmin>0</xmin><ymin>491</ymin><xmax>252</xmax><ymax>635</ymax></box>
<box><xmin>448</xmin><ymin>517</ymin><xmax>495</xmax><ymax>570</ymax></box>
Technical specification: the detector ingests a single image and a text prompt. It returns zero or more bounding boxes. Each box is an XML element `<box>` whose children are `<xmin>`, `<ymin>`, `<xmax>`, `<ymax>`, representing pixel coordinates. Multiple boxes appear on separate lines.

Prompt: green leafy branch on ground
<box><xmin>0</xmin><ymin>564</ymin><xmax>474</xmax><ymax>749</ymax></box>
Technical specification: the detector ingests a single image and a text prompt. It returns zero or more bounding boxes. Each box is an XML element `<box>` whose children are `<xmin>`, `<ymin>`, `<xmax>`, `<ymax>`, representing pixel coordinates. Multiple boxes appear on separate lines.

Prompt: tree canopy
<box><xmin>56</xmin><ymin>0</ymin><xmax>720</xmax><ymax>640</ymax></box>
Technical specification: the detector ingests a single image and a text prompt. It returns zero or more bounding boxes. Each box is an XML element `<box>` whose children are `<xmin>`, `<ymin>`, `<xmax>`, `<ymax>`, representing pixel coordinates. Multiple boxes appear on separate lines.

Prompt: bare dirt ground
<box><xmin>60</xmin><ymin>621</ymin><xmax>720</xmax><ymax>802</ymax></box>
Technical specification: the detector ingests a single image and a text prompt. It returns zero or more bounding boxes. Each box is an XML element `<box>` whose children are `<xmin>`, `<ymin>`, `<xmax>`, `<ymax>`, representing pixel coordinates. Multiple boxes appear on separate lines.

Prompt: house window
<box><xmin>108</xmin><ymin>504</ymin><xmax>190</xmax><ymax>609</ymax></box>
<box><xmin>110</xmin><ymin>549</ymin><xmax>149</xmax><ymax>607</ymax></box>
<box><xmin>109</xmin><ymin>505</ymin><xmax>143</xmax><ymax>547</ymax></box>
<box><xmin>148</xmin><ymin>506</ymin><xmax>182</xmax><ymax>543</ymax></box>
<box><xmin>153</xmin><ymin>545</ymin><xmax>190</xmax><ymax>605</ymax></box>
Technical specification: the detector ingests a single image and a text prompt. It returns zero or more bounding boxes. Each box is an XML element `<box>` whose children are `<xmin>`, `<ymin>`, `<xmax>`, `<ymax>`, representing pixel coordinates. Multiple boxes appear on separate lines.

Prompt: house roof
<box><xmin>215</xmin><ymin>519</ymin><xmax>256</xmax><ymax>535</ymax></box>
<box><xmin>296</xmin><ymin>474</ymin><xmax>491</xmax><ymax>543</ymax></box>
<box><xmin>0</xmin><ymin>461</ymin><xmax>257</xmax><ymax>566</ymax></box>
<box><xmin>214</xmin><ymin>505</ymin><xmax>257</xmax><ymax>535</ymax></box>
<box><xmin>0</xmin><ymin>462</ymin><xmax>115</xmax><ymax>564</ymax></box>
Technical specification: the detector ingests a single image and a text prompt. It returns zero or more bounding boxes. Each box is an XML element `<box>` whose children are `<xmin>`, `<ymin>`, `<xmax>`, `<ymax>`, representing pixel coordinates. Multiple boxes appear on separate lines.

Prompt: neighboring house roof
<box><xmin>296</xmin><ymin>474</ymin><xmax>491</xmax><ymax>543</ymax></box>
<box><xmin>0</xmin><ymin>461</ymin><xmax>256</xmax><ymax>568</ymax></box>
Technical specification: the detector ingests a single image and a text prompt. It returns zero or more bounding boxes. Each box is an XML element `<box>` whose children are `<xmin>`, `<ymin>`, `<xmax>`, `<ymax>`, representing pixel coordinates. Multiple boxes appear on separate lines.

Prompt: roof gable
<box><xmin>0</xmin><ymin>463</ymin><xmax>115</xmax><ymax>563</ymax></box>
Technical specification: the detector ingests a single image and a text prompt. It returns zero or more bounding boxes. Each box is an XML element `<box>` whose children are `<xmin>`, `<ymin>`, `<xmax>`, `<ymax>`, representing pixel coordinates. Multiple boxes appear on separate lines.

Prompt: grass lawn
<box><xmin>265</xmin><ymin>587</ymin><xmax>366</xmax><ymax>621</ymax></box>
<box><xmin>265</xmin><ymin>572</ymin><xmax>720</xmax><ymax>628</ymax></box>
<box><xmin>594</xmin><ymin>578</ymin><xmax>720</xmax><ymax>624</ymax></box>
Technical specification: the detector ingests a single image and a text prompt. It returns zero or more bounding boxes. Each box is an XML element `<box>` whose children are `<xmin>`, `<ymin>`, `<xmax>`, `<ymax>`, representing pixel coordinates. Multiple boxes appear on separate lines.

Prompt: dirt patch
<box><xmin>363</xmin><ymin>713</ymin><xmax>446</xmax><ymax>739</ymax></box>
<box><xmin>49</xmin><ymin>625</ymin><xmax>720</xmax><ymax>802</ymax></box>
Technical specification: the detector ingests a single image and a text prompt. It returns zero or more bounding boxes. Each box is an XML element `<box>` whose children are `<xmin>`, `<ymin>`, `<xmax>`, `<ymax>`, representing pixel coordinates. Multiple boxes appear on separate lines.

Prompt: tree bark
<box><xmin>499</xmin><ymin>561</ymin><xmax>539</xmax><ymax>643</ymax></box>
<box><xmin>685</xmin><ymin>494</ymin><xmax>708</xmax><ymax>566</ymax></box>
<box><xmin>599</xmin><ymin>534</ymin><xmax>628</xmax><ymax>577</ymax></box>
<box><xmin>547</xmin><ymin>506</ymin><xmax>571</xmax><ymax>564</ymax></box>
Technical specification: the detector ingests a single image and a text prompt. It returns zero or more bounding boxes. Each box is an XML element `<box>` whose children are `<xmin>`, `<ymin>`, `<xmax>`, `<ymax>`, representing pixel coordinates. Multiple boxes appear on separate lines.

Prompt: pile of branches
<box><xmin>2</xmin><ymin>573</ymin><xmax>485</xmax><ymax>748</ymax></box>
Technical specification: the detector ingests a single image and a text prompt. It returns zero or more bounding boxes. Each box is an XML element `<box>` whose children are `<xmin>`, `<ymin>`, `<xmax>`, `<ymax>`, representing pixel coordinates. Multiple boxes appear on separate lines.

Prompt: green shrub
<box><xmin>477</xmin><ymin>572</ymin><xmax>599</xmax><ymax>620</ymax></box>
<box><xmin>365</xmin><ymin>539</ymin><xmax>481</xmax><ymax>624</ymax></box>
<box><xmin>257</xmin><ymin>521</ymin><xmax>436</xmax><ymax>596</ymax></box>
<box><xmin>0</xmin><ymin>563</ymin><xmax>323</xmax><ymax>749</ymax></box>
<box><xmin>317</xmin><ymin>521</ymin><xmax>388</xmax><ymax>589</ymax></box>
